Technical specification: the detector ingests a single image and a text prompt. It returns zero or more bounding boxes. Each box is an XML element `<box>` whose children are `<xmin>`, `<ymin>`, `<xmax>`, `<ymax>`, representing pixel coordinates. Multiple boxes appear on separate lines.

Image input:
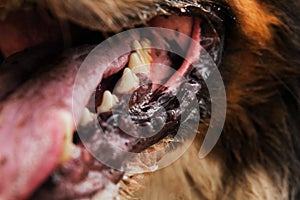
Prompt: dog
<box><xmin>0</xmin><ymin>0</ymin><xmax>299</xmax><ymax>199</ymax></box>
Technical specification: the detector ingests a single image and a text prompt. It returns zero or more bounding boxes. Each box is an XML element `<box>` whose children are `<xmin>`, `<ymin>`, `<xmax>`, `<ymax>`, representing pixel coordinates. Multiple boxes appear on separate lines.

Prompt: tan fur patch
<box><xmin>126</xmin><ymin>138</ymin><xmax>289</xmax><ymax>200</ymax></box>
<box><xmin>227</xmin><ymin>0</ymin><xmax>281</xmax><ymax>47</ymax></box>
<box><xmin>125</xmin><ymin>138</ymin><xmax>223</xmax><ymax>200</ymax></box>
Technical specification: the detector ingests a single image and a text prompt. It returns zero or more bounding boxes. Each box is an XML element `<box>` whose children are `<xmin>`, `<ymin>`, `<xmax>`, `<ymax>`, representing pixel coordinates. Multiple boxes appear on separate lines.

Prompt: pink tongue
<box><xmin>149</xmin><ymin>16</ymin><xmax>202</xmax><ymax>89</ymax></box>
<box><xmin>149</xmin><ymin>15</ymin><xmax>194</xmax><ymax>49</ymax></box>
<box><xmin>0</xmin><ymin>46</ymin><xmax>93</xmax><ymax>200</ymax></box>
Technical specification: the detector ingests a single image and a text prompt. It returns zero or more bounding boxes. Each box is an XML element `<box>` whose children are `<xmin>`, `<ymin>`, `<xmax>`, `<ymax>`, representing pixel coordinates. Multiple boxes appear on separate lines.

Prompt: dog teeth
<box><xmin>133</xmin><ymin>40</ymin><xmax>152</xmax><ymax>63</ymax></box>
<box><xmin>129</xmin><ymin>52</ymin><xmax>143</xmax><ymax>68</ymax></box>
<box><xmin>131</xmin><ymin>64</ymin><xmax>150</xmax><ymax>75</ymax></box>
<box><xmin>132</xmin><ymin>40</ymin><xmax>143</xmax><ymax>51</ymax></box>
<box><xmin>97</xmin><ymin>90</ymin><xmax>119</xmax><ymax>113</ymax></box>
<box><xmin>141</xmin><ymin>39</ymin><xmax>152</xmax><ymax>60</ymax></box>
<box><xmin>79</xmin><ymin>107</ymin><xmax>95</xmax><ymax>126</ymax></box>
<box><xmin>129</xmin><ymin>39</ymin><xmax>152</xmax><ymax>75</ymax></box>
<box><xmin>116</xmin><ymin>68</ymin><xmax>140</xmax><ymax>94</ymax></box>
<box><xmin>59</xmin><ymin>112</ymin><xmax>75</xmax><ymax>163</ymax></box>
<box><xmin>128</xmin><ymin>53</ymin><xmax>150</xmax><ymax>75</ymax></box>
<box><xmin>141</xmin><ymin>39</ymin><xmax>151</xmax><ymax>49</ymax></box>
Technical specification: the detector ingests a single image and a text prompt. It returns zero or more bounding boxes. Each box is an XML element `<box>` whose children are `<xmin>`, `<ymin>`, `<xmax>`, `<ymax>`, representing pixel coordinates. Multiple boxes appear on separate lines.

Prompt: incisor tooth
<box><xmin>116</xmin><ymin>68</ymin><xmax>139</xmax><ymax>94</ymax></box>
<box><xmin>97</xmin><ymin>90</ymin><xmax>119</xmax><ymax>113</ymax></box>
<box><xmin>79</xmin><ymin>107</ymin><xmax>95</xmax><ymax>126</ymax></box>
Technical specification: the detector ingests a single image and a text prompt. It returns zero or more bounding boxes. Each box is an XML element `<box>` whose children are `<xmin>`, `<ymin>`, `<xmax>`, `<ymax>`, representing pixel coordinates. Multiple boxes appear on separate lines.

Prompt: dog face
<box><xmin>0</xmin><ymin>0</ymin><xmax>299</xmax><ymax>199</ymax></box>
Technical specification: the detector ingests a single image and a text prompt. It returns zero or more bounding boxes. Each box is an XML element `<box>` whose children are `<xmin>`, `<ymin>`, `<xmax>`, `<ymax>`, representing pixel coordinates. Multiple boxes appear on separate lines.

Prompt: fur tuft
<box><xmin>37</xmin><ymin>0</ymin><xmax>159</xmax><ymax>32</ymax></box>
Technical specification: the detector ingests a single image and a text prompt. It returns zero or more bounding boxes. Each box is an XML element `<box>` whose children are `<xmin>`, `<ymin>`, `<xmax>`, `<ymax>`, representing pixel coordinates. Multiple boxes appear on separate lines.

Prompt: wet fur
<box><xmin>2</xmin><ymin>0</ymin><xmax>300</xmax><ymax>199</ymax></box>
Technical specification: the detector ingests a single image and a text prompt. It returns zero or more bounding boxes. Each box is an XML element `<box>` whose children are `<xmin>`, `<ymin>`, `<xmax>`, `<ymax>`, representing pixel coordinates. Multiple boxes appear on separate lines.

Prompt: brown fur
<box><xmin>0</xmin><ymin>0</ymin><xmax>159</xmax><ymax>32</ymax></box>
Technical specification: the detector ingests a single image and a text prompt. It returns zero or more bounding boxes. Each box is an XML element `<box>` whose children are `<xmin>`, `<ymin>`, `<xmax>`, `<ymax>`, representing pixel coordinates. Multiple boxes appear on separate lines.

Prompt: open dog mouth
<box><xmin>0</xmin><ymin>2</ymin><xmax>232</xmax><ymax>200</ymax></box>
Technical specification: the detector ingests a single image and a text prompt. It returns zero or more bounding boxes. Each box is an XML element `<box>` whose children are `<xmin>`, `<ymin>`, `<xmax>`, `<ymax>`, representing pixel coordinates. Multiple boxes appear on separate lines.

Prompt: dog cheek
<box><xmin>0</xmin><ymin>8</ymin><xmax>61</xmax><ymax>57</ymax></box>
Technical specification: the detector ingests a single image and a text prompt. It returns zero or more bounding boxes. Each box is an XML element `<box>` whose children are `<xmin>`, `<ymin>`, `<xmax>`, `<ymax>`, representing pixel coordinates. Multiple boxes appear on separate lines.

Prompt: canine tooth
<box><xmin>79</xmin><ymin>107</ymin><xmax>94</xmax><ymax>126</ymax></box>
<box><xmin>116</xmin><ymin>68</ymin><xmax>139</xmax><ymax>93</ymax></box>
<box><xmin>97</xmin><ymin>91</ymin><xmax>119</xmax><ymax>113</ymax></box>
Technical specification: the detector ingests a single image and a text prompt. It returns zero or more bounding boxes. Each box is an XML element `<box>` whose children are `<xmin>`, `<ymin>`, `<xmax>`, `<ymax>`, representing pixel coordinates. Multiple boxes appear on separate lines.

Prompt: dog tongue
<box><xmin>0</xmin><ymin>46</ymin><xmax>93</xmax><ymax>200</ymax></box>
<box><xmin>0</xmin><ymin>16</ymin><xmax>199</xmax><ymax>199</ymax></box>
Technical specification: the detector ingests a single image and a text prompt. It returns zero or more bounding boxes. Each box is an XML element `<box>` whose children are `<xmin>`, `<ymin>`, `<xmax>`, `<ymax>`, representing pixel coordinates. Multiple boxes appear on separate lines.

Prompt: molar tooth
<box><xmin>128</xmin><ymin>52</ymin><xmax>143</xmax><ymax>69</ymax></box>
<box><xmin>141</xmin><ymin>39</ymin><xmax>151</xmax><ymax>50</ymax></box>
<box><xmin>143</xmin><ymin>49</ymin><xmax>152</xmax><ymax>63</ymax></box>
<box><xmin>116</xmin><ymin>68</ymin><xmax>139</xmax><ymax>94</ymax></box>
<box><xmin>129</xmin><ymin>53</ymin><xmax>150</xmax><ymax>75</ymax></box>
<box><xmin>132</xmin><ymin>40</ymin><xmax>152</xmax><ymax>64</ymax></box>
<box><xmin>97</xmin><ymin>91</ymin><xmax>119</xmax><ymax>113</ymax></box>
<box><xmin>137</xmin><ymin>48</ymin><xmax>151</xmax><ymax>64</ymax></box>
<box><xmin>132</xmin><ymin>40</ymin><xmax>143</xmax><ymax>51</ymax></box>
<box><xmin>79</xmin><ymin>107</ymin><xmax>95</xmax><ymax>126</ymax></box>
<box><xmin>140</xmin><ymin>49</ymin><xmax>152</xmax><ymax>64</ymax></box>
<box><xmin>131</xmin><ymin>64</ymin><xmax>150</xmax><ymax>75</ymax></box>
